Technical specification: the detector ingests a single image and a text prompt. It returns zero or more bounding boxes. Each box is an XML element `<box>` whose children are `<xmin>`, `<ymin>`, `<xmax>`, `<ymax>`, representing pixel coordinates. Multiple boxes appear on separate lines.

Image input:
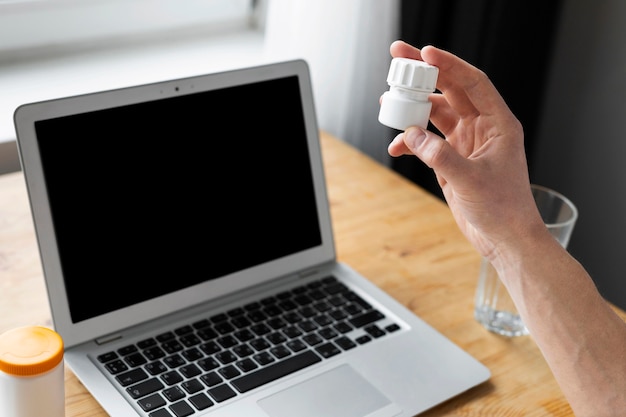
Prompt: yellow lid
<box><xmin>0</xmin><ymin>326</ymin><xmax>64</xmax><ymax>376</ymax></box>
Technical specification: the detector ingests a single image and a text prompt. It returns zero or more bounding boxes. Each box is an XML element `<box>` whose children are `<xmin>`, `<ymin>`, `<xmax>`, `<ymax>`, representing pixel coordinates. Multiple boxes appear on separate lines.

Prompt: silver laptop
<box><xmin>13</xmin><ymin>59</ymin><xmax>489</xmax><ymax>417</ymax></box>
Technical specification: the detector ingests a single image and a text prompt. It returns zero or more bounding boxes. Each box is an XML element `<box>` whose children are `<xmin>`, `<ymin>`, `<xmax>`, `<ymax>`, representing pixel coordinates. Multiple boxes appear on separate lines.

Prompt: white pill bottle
<box><xmin>378</xmin><ymin>57</ymin><xmax>439</xmax><ymax>131</ymax></box>
<box><xmin>0</xmin><ymin>326</ymin><xmax>65</xmax><ymax>417</ymax></box>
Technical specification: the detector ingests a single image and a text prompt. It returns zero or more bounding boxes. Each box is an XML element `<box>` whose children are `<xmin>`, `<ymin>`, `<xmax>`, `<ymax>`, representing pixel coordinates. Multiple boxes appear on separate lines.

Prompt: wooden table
<box><xmin>2</xmin><ymin>131</ymin><xmax>619</xmax><ymax>416</ymax></box>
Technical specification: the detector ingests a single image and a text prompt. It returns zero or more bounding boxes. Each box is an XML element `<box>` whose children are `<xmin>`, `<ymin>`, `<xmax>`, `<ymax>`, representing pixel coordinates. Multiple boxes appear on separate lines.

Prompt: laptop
<box><xmin>13</xmin><ymin>59</ymin><xmax>490</xmax><ymax>417</ymax></box>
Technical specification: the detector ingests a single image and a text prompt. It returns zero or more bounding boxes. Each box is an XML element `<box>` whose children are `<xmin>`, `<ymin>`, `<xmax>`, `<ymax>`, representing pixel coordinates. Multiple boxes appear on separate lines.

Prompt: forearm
<box><xmin>495</xmin><ymin>234</ymin><xmax>626</xmax><ymax>416</ymax></box>
<box><xmin>387</xmin><ymin>41</ymin><xmax>626</xmax><ymax>414</ymax></box>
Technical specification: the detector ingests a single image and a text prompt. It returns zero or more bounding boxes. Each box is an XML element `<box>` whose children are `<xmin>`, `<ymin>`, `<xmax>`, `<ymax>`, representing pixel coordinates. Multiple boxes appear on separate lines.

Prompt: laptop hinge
<box><xmin>298</xmin><ymin>267</ymin><xmax>320</xmax><ymax>279</ymax></box>
<box><xmin>95</xmin><ymin>333</ymin><xmax>123</xmax><ymax>345</ymax></box>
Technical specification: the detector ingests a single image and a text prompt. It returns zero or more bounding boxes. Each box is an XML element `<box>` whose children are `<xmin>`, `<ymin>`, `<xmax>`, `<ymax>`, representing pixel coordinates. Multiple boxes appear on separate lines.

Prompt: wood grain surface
<box><xmin>2</xmin><ymin>131</ymin><xmax>622</xmax><ymax>416</ymax></box>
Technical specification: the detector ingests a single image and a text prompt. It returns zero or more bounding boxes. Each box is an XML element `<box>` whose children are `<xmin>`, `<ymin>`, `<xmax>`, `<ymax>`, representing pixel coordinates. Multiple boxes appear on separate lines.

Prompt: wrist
<box><xmin>488</xmin><ymin>223</ymin><xmax>562</xmax><ymax>287</ymax></box>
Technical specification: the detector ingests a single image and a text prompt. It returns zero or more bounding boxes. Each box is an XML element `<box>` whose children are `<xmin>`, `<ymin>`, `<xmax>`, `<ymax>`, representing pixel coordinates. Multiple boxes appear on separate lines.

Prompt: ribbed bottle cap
<box><xmin>0</xmin><ymin>326</ymin><xmax>64</xmax><ymax>376</ymax></box>
<box><xmin>387</xmin><ymin>57</ymin><xmax>438</xmax><ymax>92</ymax></box>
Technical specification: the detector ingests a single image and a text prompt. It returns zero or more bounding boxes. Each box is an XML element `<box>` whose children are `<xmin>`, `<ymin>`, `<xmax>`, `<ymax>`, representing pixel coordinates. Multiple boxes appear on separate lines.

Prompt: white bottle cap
<box><xmin>378</xmin><ymin>57</ymin><xmax>439</xmax><ymax>130</ymax></box>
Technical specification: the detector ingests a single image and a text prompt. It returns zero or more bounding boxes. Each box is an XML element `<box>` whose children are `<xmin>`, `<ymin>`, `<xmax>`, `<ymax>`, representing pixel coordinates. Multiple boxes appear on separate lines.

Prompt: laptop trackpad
<box><xmin>258</xmin><ymin>364</ymin><xmax>402</xmax><ymax>417</ymax></box>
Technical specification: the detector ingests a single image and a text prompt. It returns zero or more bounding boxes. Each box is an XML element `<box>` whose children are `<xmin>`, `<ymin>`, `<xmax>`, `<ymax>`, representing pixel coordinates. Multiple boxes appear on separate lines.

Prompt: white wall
<box><xmin>532</xmin><ymin>0</ymin><xmax>626</xmax><ymax>309</ymax></box>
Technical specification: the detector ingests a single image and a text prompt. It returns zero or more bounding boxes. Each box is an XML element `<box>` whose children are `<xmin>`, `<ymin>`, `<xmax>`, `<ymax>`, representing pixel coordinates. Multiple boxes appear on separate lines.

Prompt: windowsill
<box><xmin>0</xmin><ymin>28</ymin><xmax>267</xmax><ymax>145</ymax></box>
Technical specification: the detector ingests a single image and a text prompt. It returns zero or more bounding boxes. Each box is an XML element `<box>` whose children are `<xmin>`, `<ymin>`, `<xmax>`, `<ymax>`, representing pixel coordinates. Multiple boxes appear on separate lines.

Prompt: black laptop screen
<box><xmin>34</xmin><ymin>75</ymin><xmax>322</xmax><ymax>323</ymax></box>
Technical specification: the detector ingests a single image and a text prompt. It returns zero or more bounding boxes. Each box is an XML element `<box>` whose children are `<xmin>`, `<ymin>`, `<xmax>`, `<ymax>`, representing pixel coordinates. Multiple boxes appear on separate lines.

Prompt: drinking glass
<box><xmin>474</xmin><ymin>184</ymin><xmax>578</xmax><ymax>337</ymax></box>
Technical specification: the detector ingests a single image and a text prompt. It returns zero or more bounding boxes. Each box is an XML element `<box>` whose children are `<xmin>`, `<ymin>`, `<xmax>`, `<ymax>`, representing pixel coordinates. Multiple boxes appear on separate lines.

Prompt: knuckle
<box><xmin>420</xmin><ymin>137</ymin><xmax>448</xmax><ymax>168</ymax></box>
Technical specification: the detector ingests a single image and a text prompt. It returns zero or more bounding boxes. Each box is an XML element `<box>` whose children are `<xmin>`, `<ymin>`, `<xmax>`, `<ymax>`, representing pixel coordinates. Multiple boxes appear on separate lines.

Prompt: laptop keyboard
<box><xmin>96</xmin><ymin>276</ymin><xmax>400</xmax><ymax>416</ymax></box>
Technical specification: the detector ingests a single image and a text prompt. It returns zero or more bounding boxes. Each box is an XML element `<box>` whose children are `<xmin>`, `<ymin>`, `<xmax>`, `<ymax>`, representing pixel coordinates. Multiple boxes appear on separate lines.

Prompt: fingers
<box><xmin>387</xmin><ymin>42</ymin><xmax>475</xmax><ymax>137</ymax></box>
<box><xmin>389</xmin><ymin>40</ymin><xmax>423</xmax><ymax>60</ymax></box>
<box><xmin>388</xmin><ymin>41</ymin><xmax>464</xmax><ymax>137</ymax></box>
<box><xmin>386</xmin><ymin>41</ymin><xmax>520</xmax><ymax>163</ymax></box>
<box><xmin>427</xmin><ymin>95</ymin><xmax>485</xmax><ymax>159</ymax></box>
<box><xmin>428</xmin><ymin>94</ymin><xmax>459</xmax><ymax>138</ymax></box>
<box><xmin>387</xmin><ymin>131</ymin><xmax>410</xmax><ymax>157</ymax></box>
<box><xmin>389</xmin><ymin>41</ymin><xmax>512</xmax><ymax>126</ymax></box>
<box><xmin>388</xmin><ymin>127</ymin><xmax>469</xmax><ymax>184</ymax></box>
<box><xmin>420</xmin><ymin>45</ymin><xmax>510</xmax><ymax>120</ymax></box>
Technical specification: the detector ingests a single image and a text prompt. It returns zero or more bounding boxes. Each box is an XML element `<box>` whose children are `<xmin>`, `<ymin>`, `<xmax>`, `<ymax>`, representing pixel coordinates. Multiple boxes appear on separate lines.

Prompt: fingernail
<box><xmin>404</xmin><ymin>127</ymin><xmax>426</xmax><ymax>150</ymax></box>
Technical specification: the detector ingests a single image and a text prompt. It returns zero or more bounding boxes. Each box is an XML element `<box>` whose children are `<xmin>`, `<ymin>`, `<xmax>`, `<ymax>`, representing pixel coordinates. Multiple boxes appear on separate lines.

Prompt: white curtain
<box><xmin>263</xmin><ymin>0</ymin><xmax>400</xmax><ymax>165</ymax></box>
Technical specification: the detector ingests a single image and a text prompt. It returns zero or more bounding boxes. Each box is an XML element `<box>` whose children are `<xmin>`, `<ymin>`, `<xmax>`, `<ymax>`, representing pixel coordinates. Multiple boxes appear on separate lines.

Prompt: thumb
<box><xmin>403</xmin><ymin>127</ymin><xmax>467</xmax><ymax>182</ymax></box>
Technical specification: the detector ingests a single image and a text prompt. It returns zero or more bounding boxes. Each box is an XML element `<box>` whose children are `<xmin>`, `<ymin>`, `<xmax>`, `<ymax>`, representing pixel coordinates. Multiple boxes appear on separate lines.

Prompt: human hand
<box><xmin>386</xmin><ymin>41</ymin><xmax>547</xmax><ymax>260</ymax></box>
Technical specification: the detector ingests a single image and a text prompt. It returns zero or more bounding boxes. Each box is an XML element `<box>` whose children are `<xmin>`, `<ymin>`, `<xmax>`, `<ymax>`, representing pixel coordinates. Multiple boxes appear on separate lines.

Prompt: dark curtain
<box><xmin>391</xmin><ymin>0</ymin><xmax>564</xmax><ymax>200</ymax></box>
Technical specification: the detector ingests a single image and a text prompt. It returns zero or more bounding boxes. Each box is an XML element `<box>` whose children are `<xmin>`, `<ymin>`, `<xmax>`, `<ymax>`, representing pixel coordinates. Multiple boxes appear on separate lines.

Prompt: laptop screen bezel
<box><xmin>14</xmin><ymin>59</ymin><xmax>336</xmax><ymax>348</ymax></box>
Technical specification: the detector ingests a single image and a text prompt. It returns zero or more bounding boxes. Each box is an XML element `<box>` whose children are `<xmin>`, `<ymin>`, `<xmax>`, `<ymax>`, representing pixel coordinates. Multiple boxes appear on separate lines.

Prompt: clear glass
<box><xmin>474</xmin><ymin>184</ymin><xmax>578</xmax><ymax>337</ymax></box>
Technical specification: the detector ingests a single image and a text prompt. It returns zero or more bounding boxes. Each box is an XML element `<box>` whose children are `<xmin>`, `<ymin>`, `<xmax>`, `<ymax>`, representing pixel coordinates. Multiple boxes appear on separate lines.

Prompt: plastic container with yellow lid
<box><xmin>0</xmin><ymin>325</ymin><xmax>65</xmax><ymax>417</ymax></box>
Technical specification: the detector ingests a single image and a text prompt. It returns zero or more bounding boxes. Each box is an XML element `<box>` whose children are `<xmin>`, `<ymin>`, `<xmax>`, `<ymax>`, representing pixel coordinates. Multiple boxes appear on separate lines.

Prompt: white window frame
<box><xmin>0</xmin><ymin>0</ymin><xmax>259</xmax><ymax>58</ymax></box>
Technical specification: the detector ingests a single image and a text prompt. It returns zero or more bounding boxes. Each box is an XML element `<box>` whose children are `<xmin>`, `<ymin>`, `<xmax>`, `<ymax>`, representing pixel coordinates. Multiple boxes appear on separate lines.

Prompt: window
<box><xmin>0</xmin><ymin>0</ymin><xmax>268</xmax><ymax>156</ymax></box>
<box><xmin>0</xmin><ymin>0</ymin><xmax>260</xmax><ymax>59</ymax></box>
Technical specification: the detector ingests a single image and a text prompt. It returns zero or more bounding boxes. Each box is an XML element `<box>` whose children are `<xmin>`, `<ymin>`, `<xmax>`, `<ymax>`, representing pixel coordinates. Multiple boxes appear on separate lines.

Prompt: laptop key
<box><xmin>199</xmin><ymin>341</ymin><xmax>220</xmax><ymax>355</ymax></box>
<box><xmin>162</xmin><ymin>386</ymin><xmax>186</xmax><ymax>402</ymax></box>
<box><xmin>125</xmin><ymin>352</ymin><xmax>147</xmax><ymax>367</ymax></box>
<box><xmin>179</xmin><ymin>363</ymin><xmax>201</xmax><ymax>378</ymax></box>
<box><xmin>210</xmin><ymin>313</ymin><xmax>228</xmax><ymax>323</ymax></box>
<box><xmin>334</xmin><ymin>321</ymin><xmax>353</xmax><ymax>334</ymax></box>
<box><xmin>105</xmin><ymin>359</ymin><xmax>128</xmax><ymax>374</ymax></box>
<box><xmin>236</xmin><ymin>358</ymin><xmax>258</xmax><ymax>372</ymax></box>
<box><xmin>118</xmin><ymin>344</ymin><xmax>138</xmax><ymax>356</ymax></box>
<box><xmin>208</xmin><ymin>384</ymin><xmax>237</xmax><ymax>402</ymax></box>
<box><xmin>127</xmin><ymin>377</ymin><xmax>164</xmax><ymax>399</ymax></box>
<box><xmin>364</xmin><ymin>324</ymin><xmax>386</xmax><ymax>338</ymax></box>
<box><xmin>386</xmin><ymin>323</ymin><xmax>400</xmax><ymax>332</ymax></box>
<box><xmin>197</xmin><ymin>328</ymin><xmax>218</xmax><ymax>341</ymax></box>
<box><xmin>227</xmin><ymin>307</ymin><xmax>245</xmax><ymax>317</ymax></box>
<box><xmin>97</xmin><ymin>351</ymin><xmax>118</xmax><ymax>363</ymax></box>
<box><xmin>269</xmin><ymin>345</ymin><xmax>291</xmax><ymax>359</ymax></box>
<box><xmin>162</xmin><ymin>340</ymin><xmax>184</xmax><ymax>354</ymax></box>
<box><xmin>163</xmin><ymin>354</ymin><xmax>185</xmax><ymax>368</ymax></box>
<box><xmin>217</xmin><ymin>335</ymin><xmax>238</xmax><ymax>349</ymax></box>
<box><xmin>174</xmin><ymin>325</ymin><xmax>194</xmax><ymax>336</ymax></box>
<box><xmin>116</xmin><ymin>368</ymin><xmax>148</xmax><ymax>386</ymax></box>
<box><xmin>137</xmin><ymin>393</ymin><xmax>166</xmax><ymax>412</ymax></box>
<box><xmin>219</xmin><ymin>364</ymin><xmax>241</xmax><ymax>379</ymax></box>
<box><xmin>137</xmin><ymin>338</ymin><xmax>157</xmax><ymax>349</ymax></box>
<box><xmin>148</xmin><ymin>408</ymin><xmax>173</xmax><ymax>417</ymax></box>
<box><xmin>192</xmin><ymin>319</ymin><xmax>211</xmax><ymax>330</ymax></box>
<box><xmin>231</xmin><ymin>350</ymin><xmax>321</xmax><ymax>393</ymax></box>
<box><xmin>145</xmin><ymin>360</ymin><xmax>168</xmax><ymax>375</ymax></box>
<box><xmin>253</xmin><ymin>352</ymin><xmax>275</xmax><ymax>366</ymax></box>
<box><xmin>179</xmin><ymin>334</ymin><xmax>201</xmax><ymax>347</ymax></box>
<box><xmin>249</xmin><ymin>338</ymin><xmax>270</xmax><ymax>351</ymax></box>
<box><xmin>181</xmin><ymin>347</ymin><xmax>203</xmax><ymax>362</ymax></box>
<box><xmin>144</xmin><ymin>346</ymin><xmax>166</xmax><ymax>360</ymax></box>
<box><xmin>156</xmin><ymin>332</ymin><xmax>176</xmax><ymax>343</ymax></box>
<box><xmin>286</xmin><ymin>339</ymin><xmax>307</xmax><ymax>352</ymax></box>
<box><xmin>334</xmin><ymin>336</ymin><xmax>357</xmax><ymax>350</ymax></box>
<box><xmin>232</xmin><ymin>344</ymin><xmax>254</xmax><ymax>358</ymax></box>
<box><xmin>169</xmin><ymin>400</ymin><xmax>195</xmax><ymax>417</ymax></box>
<box><xmin>197</xmin><ymin>357</ymin><xmax>219</xmax><ymax>371</ymax></box>
<box><xmin>315</xmin><ymin>342</ymin><xmax>341</xmax><ymax>359</ymax></box>
<box><xmin>318</xmin><ymin>327</ymin><xmax>338</xmax><ymax>340</ymax></box>
<box><xmin>181</xmin><ymin>378</ymin><xmax>204</xmax><ymax>394</ymax></box>
<box><xmin>161</xmin><ymin>370</ymin><xmax>183</xmax><ymax>386</ymax></box>
<box><xmin>349</xmin><ymin>310</ymin><xmax>385</xmax><ymax>328</ymax></box>
<box><xmin>302</xmin><ymin>333</ymin><xmax>322</xmax><ymax>346</ymax></box>
<box><xmin>344</xmin><ymin>291</ymin><xmax>372</xmax><ymax>309</ymax></box>
<box><xmin>215</xmin><ymin>351</ymin><xmax>237</xmax><ymax>364</ymax></box>
<box><xmin>188</xmin><ymin>392</ymin><xmax>214</xmax><ymax>410</ymax></box>
<box><xmin>200</xmin><ymin>371</ymin><xmax>223</xmax><ymax>387</ymax></box>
